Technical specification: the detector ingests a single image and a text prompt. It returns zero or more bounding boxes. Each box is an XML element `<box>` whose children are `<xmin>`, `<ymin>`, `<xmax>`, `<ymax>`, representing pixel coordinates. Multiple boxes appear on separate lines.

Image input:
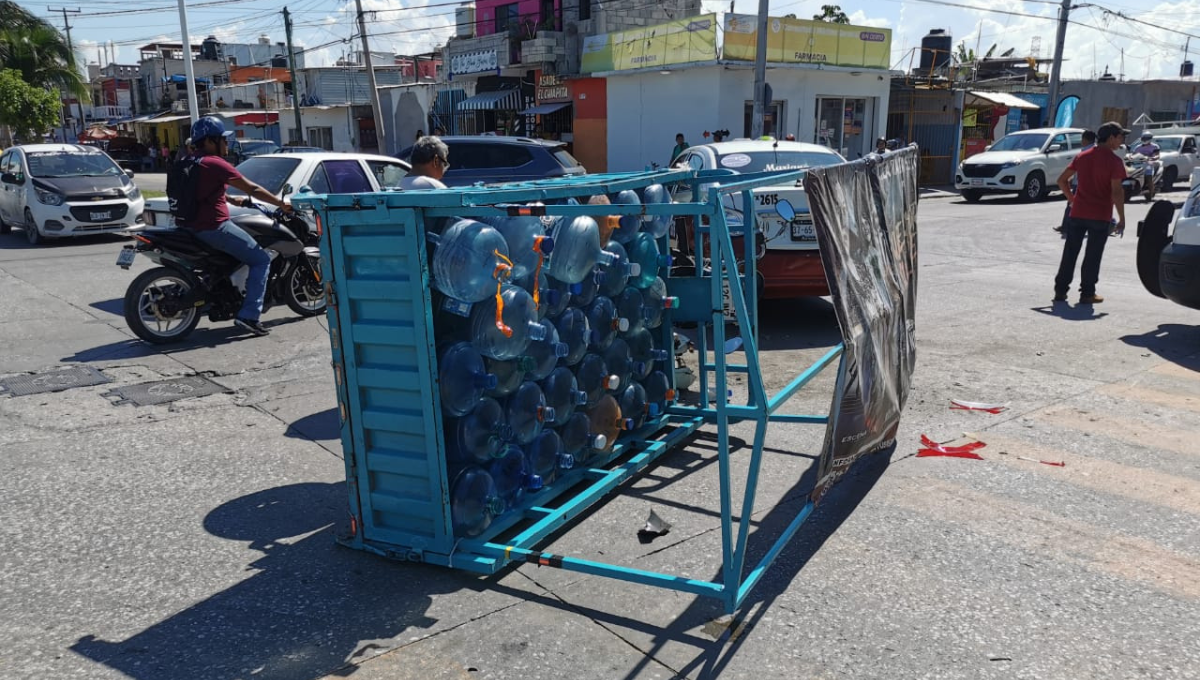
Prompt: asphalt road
<box><xmin>0</xmin><ymin>185</ymin><xmax>1198</xmax><ymax>680</ymax></box>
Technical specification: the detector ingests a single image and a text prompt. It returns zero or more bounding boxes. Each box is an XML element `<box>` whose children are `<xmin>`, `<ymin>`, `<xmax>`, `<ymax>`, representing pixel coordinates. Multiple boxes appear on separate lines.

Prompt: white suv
<box><xmin>0</xmin><ymin>144</ymin><xmax>145</xmax><ymax>245</ymax></box>
<box><xmin>956</xmin><ymin>127</ymin><xmax>1086</xmax><ymax>203</ymax></box>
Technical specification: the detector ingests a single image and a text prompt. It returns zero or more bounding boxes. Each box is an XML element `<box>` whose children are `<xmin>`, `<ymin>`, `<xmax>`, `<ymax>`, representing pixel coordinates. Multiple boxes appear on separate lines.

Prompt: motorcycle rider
<box><xmin>1131</xmin><ymin>132</ymin><xmax>1162</xmax><ymax>199</ymax></box>
<box><xmin>179</xmin><ymin>116</ymin><xmax>292</xmax><ymax>337</ymax></box>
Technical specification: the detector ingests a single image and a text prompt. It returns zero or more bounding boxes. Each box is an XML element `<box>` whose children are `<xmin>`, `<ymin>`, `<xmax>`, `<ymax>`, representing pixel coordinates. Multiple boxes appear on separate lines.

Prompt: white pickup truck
<box><xmin>1153</xmin><ymin>134</ymin><xmax>1199</xmax><ymax>190</ymax></box>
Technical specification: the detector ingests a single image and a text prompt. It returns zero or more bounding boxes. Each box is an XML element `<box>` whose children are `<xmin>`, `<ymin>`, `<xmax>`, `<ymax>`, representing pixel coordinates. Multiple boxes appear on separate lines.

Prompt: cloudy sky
<box><xmin>38</xmin><ymin>0</ymin><xmax>1200</xmax><ymax>81</ymax></box>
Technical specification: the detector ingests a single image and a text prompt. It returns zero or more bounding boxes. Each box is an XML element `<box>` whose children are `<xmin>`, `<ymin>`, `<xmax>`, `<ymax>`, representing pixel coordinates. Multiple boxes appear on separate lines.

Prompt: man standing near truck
<box><xmin>1053</xmin><ymin>121</ymin><xmax>1128</xmax><ymax>305</ymax></box>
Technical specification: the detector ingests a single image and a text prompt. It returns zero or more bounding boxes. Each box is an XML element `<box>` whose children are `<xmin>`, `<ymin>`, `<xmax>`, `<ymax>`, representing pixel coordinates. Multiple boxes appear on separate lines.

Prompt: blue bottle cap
<box><xmin>525</xmin><ymin>474</ymin><xmax>544</xmax><ymax>491</ymax></box>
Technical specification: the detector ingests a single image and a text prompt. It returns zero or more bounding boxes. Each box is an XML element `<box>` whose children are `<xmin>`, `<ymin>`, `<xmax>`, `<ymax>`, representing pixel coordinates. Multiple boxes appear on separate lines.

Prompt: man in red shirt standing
<box><xmin>180</xmin><ymin>116</ymin><xmax>291</xmax><ymax>336</ymax></box>
<box><xmin>1054</xmin><ymin>121</ymin><xmax>1129</xmax><ymax>304</ymax></box>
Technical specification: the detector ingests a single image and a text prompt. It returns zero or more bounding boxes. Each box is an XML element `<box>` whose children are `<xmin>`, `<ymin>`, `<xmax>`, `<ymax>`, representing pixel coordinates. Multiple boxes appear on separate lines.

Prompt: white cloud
<box><xmin>847</xmin><ymin>10</ymin><xmax>891</xmax><ymax>29</ymax></box>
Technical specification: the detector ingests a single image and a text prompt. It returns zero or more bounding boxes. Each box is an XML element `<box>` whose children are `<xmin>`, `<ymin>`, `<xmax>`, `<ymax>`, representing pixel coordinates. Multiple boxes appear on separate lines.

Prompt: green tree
<box><xmin>953</xmin><ymin>41</ymin><xmax>997</xmax><ymax>66</ymax></box>
<box><xmin>0</xmin><ymin>69</ymin><xmax>61</xmax><ymax>142</ymax></box>
<box><xmin>0</xmin><ymin>1</ymin><xmax>89</xmax><ymax>102</ymax></box>
<box><xmin>813</xmin><ymin>4</ymin><xmax>850</xmax><ymax>23</ymax></box>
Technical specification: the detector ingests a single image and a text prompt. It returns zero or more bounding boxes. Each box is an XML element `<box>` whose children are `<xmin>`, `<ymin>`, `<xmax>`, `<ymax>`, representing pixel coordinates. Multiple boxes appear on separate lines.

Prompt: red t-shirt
<box><xmin>1068</xmin><ymin>146</ymin><xmax>1125</xmax><ymax>222</ymax></box>
<box><xmin>184</xmin><ymin>155</ymin><xmax>243</xmax><ymax>232</ymax></box>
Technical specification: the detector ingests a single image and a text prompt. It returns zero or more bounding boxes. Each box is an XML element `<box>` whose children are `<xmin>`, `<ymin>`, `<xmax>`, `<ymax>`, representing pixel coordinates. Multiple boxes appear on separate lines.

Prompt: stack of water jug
<box><xmin>432</xmin><ymin>185</ymin><xmax>680</xmax><ymax>537</ymax></box>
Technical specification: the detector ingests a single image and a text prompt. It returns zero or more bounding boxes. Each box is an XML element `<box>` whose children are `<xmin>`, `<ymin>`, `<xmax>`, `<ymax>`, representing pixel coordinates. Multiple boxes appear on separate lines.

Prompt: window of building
<box><xmin>495</xmin><ymin>3</ymin><xmax>520</xmax><ymax>33</ymax></box>
<box><xmin>579</xmin><ymin>0</ymin><xmax>591</xmax><ymax>21</ymax></box>
<box><xmin>308</xmin><ymin>126</ymin><xmax>334</xmax><ymax>150</ymax></box>
<box><xmin>743</xmin><ymin>100</ymin><xmax>786</xmax><ymax>139</ymax></box>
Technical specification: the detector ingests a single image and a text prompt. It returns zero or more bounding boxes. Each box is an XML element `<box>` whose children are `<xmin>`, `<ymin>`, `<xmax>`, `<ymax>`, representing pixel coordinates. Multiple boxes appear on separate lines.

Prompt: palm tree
<box><xmin>0</xmin><ymin>1</ymin><xmax>89</xmax><ymax>102</ymax></box>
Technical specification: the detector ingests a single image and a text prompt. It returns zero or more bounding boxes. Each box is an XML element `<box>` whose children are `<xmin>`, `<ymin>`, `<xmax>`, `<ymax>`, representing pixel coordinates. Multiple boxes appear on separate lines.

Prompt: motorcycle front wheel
<box><xmin>124</xmin><ymin>267</ymin><xmax>201</xmax><ymax>344</ymax></box>
<box><xmin>284</xmin><ymin>254</ymin><xmax>328</xmax><ymax>317</ymax></box>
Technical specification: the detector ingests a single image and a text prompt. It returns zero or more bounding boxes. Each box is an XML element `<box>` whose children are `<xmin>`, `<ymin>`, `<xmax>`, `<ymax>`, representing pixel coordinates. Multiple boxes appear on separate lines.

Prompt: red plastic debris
<box><xmin>950</xmin><ymin>399</ymin><xmax>1008</xmax><ymax>414</ymax></box>
<box><xmin>919</xmin><ymin>434</ymin><xmax>986</xmax><ymax>454</ymax></box>
<box><xmin>916</xmin><ymin>448</ymin><xmax>984</xmax><ymax>460</ymax></box>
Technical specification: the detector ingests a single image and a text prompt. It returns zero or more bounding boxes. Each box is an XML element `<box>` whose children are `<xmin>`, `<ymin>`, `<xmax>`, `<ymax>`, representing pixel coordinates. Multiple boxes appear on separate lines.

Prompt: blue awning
<box><xmin>457</xmin><ymin>89</ymin><xmax>522</xmax><ymax>111</ymax></box>
<box><xmin>519</xmin><ymin>102</ymin><xmax>571</xmax><ymax>115</ymax></box>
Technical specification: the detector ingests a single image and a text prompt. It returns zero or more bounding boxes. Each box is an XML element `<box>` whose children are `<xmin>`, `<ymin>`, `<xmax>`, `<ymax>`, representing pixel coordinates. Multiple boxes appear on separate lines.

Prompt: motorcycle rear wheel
<box><xmin>124</xmin><ymin>267</ymin><xmax>201</xmax><ymax>344</ymax></box>
<box><xmin>284</xmin><ymin>255</ymin><xmax>327</xmax><ymax>317</ymax></box>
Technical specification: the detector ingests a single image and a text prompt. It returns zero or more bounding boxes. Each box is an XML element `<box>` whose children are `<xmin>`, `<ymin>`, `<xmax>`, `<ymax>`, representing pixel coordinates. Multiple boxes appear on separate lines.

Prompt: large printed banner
<box><xmin>581</xmin><ymin>14</ymin><xmax>718</xmax><ymax>73</ymax></box>
<box><xmin>723</xmin><ymin>14</ymin><xmax>892</xmax><ymax>69</ymax></box>
<box><xmin>803</xmin><ymin>147</ymin><xmax>919</xmax><ymax>504</ymax></box>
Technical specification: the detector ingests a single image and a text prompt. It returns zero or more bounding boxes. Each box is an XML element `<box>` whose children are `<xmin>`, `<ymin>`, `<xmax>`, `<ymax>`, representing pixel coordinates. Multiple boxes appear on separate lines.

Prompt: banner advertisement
<box><xmin>803</xmin><ymin>146</ymin><xmax>919</xmax><ymax>504</ymax></box>
<box><xmin>723</xmin><ymin>14</ymin><xmax>892</xmax><ymax>69</ymax></box>
<box><xmin>581</xmin><ymin>14</ymin><xmax>718</xmax><ymax>73</ymax></box>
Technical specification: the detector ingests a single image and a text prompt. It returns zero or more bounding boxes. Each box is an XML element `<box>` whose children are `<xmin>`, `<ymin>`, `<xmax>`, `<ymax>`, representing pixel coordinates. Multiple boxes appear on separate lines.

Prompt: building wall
<box><xmin>279</xmin><ymin>107</ymin><xmax>357</xmax><ymax>152</ymax></box>
<box><xmin>605</xmin><ymin>65</ymin><xmax>891</xmax><ymax>171</ymax></box>
<box><xmin>476</xmin><ymin>0</ymin><xmax>561</xmax><ymax>36</ymax></box>
<box><xmin>296</xmin><ymin>69</ymin><xmax>406</xmax><ymax>106</ymax></box>
<box><xmin>1061</xmin><ymin>80</ymin><xmax>1200</xmax><ymax>131</ymax></box>
<box><xmin>571</xmin><ymin>77</ymin><xmax>608</xmax><ymax>172</ymax></box>
<box><xmin>378</xmin><ymin>84</ymin><xmax>441</xmax><ymax>155</ymax></box>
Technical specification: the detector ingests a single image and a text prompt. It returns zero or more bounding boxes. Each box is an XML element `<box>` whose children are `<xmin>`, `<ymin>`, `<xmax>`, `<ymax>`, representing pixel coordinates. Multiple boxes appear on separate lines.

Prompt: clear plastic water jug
<box><xmin>576</xmin><ymin>352</ymin><xmax>620</xmax><ymax>406</ymax></box>
<box><xmin>640</xmin><ymin>184</ymin><xmax>672</xmax><ymax>238</ymax></box>
<box><xmin>485</xmin><ymin>356</ymin><xmax>537</xmax><ymax>398</ymax></box>
<box><xmin>546</xmin><ymin>215</ymin><xmax>619</xmax><ymax>284</ymax></box>
<box><xmin>616</xmin><ymin>287</ymin><xmax>648</xmax><ymax>333</ymax></box>
<box><xmin>602</xmin><ymin>337</ymin><xmax>640</xmax><ymax>394</ymax></box>
<box><xmin>451</xmin><ymin>396</ymin><xmax>513</xmax><ymax>463</ymax></box>
<box><xmin>617</xmin><ymin>382</ymin><xmax>649</xmax><ymax>430</ymax></box>
<box><xmin>585</xmin><ymin>296</ymin><xmax>630</xmax><ymax>352</ymax></box>
<box><xmin>489</xmin><ymin>445</ymin><xmax>538</xmax><ymax>511</ymax></box>
<box><xmin>627</xmin><ymin>232</ymin><xmax>671</xmax><ymax>290</ymax></box>
<box><xmin>524</xmin><ymin>429</ymin><xmax>571</xmax><ymax>486</ymax></box>
<box><xmin>587</xmin><ymin>394</ymin><xmax>631</xmax><ymax>453</ymax></box>
<box><xmin>641</xmin><ymin>276</ymin><xmax>679</xmax><ymax>330</ymax></box>
<box><xmin>553</xmin><ymin>307</ymin><xmax>590</xmax><ymax>367</ymax></box>
<box><xmin>641</xmin><ymin>370</ymin><xmax>675</xmax><ymax>417</ymax></box>
<box><xmin>450</xmin><ymin>466</ymin><xmax>505</xmax><ymax>538</ymax></box>
<box><xmin>598</xmin><ymin>240</ymin><xmax>640</xmax><ymax>298</ymax></box>
<box><xmin>517</xmin><ymin>269</ymin><xmax>565</xmax><ymax>320</ymax></box>
<box><xmin>572</xmin><ymin>268</ymin><xmax>603</xmax><ymax>308</ymax></box>
<box><xmin>524</xmin><ymin>323</ymin><xmax>569</xmax><ymax>381</ymax></box>
<box><xmin>470</xmin><ymin>284</ymin><xmax>548</xmax><ymax>360</ymax></box>
<box><xmin>559</xmin><ymin>411</ymin><xmax>607</xmax><ymax>461</ymax></box>
<box><xmin>540</xmin><ymin>366</ymin><xmax>587</xmax><ymax>426</ymax></box>
<box><xmin>429</xmin><ymin>219</ymin><xmax>512</xmax><ymax>303</ymax></box>
<box><xmin>610</xmin><ymin>189</ymin><xmax>643</xmax><ymax>243</ymax></box>
<box><xmin>487</xmin><ymin>214</ymin><xmax>554</xmax><ymax>280</ymax></box>
<box><xmin>505</xmin><ymin>381</ymin><xmax>556</xmax><ymax>445</ymax></box>
<box><xmin>623</xmin><ymin>327</ymin><xmax>669</xmax><ymax>382</ymax></box>
<box><xmin>438</xmin><ymin>342</ymin><xmax>499</xmax><ymax>417</ymax></box>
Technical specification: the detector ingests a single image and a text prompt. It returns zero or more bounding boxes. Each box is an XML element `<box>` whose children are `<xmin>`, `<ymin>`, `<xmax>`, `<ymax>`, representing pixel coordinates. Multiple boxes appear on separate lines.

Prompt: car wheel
<box><xmin>1161</xmin><ymin>166</ymin><xmax>1177</xmax><ymax>191</ymax></box>
<box><xmin>24</xmin><ymin>208</ymin><xmax>42</xmax><ymax>245</ymax></box>
<box><xmin>962</xmin><ymin>189</ymin><xmax>982</xmax><ymax>203</ymax></box>
<box><xmin>1020</xmin><ymin>171</ymin><xmax>1045</xmax><ymax>202</ymax></box>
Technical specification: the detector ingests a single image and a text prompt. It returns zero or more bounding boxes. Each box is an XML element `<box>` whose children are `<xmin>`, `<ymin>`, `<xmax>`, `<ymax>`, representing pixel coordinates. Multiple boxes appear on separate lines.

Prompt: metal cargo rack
<box><xmin>293</xmin><ymin>167</ymin><xmax>843</xmax><ymax>615</ymax></box>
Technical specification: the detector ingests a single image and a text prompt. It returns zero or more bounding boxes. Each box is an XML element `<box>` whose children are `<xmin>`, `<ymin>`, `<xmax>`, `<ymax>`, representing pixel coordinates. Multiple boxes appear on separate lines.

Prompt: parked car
<box><xmin>395</xmin><ymin>136</ymin><xmax>585</xmax><ymax>186</ymax></box>
<box><xmin>1150</xmin><ymin>134</ymin><xmax>1198</xmax><ymax>190</ymax></box>
<box><xmin>955</xmin><ymin>127</ymin><xmax>1086</xmax><ymax>202</ymax></box>
<box><xmin>105</xmin><ymin>137</ymin><xmax>150</xmax><ymax>171</ymax></box>
<box><xmin>0</xmin><ymin>143</ymin><xmax>144</xmax><ymax>245</ymax></box>
<box><xmin>141</xmin><ymin>152</ymin><xmax>411</xmax><ymax>227</ymax></box>
<box><xmin>669</xmin><ymin>140</ymin><xmax>846</xmax><ymax>298</ymax></box>
<box><xmin>229</xmin><ymin>139</ymin><xmax>281</xmax><ymax>165</ymax></box>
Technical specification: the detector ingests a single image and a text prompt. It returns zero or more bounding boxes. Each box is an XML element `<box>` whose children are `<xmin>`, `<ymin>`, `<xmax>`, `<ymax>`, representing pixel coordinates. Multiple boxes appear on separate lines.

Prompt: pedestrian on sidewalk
<box><xmin>1053</xmin><ymin>121</ymin><xmax>1128</xmax><ymax>305</ymax></box>
<box><xmin>670</xmin><ymin>133</ymin><xmax>687</xmax><ymax>166</ymax></box>
<box><xmin>1054</xmin><ymin>129</ymin><xmax>1096</xmax><ymax>236</ymax></box>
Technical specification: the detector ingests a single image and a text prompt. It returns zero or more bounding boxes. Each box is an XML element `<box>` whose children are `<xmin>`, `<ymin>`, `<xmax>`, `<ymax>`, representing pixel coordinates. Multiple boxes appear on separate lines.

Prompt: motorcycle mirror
<box><xmin>281</xmin><ymin>183</ymin><xmax>293</xmax><ymax>197</ymax></box>
<box><xmin>298</xmin><ymin>185</ymin><xmax>314</xmax><ymax>194</ymax></box>
<box><xmin>776</xmin><ymin>199</ymin><xmax>796</xmax><ymax>223</ymax></box>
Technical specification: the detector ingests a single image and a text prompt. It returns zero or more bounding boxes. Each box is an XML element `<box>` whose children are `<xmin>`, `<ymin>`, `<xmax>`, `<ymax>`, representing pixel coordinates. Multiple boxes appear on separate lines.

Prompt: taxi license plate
<box><xmin>91</xmin><ymin>210</ymin><xmax>112</xmax><ymax>221</ymax></box>
<box><xmin>116</xmin><ymin>247</ymin><xmax>137</xmax><ymax>267</ymax></box>
<box><xmin>790</xmin><ymin>220</ymin><xmax>816</xmax><ymax>241</ymax></box>
<box><xmin>970</xmin><ymin>179</ymin><xmax>984</xmax><ymax>187</ymax></box>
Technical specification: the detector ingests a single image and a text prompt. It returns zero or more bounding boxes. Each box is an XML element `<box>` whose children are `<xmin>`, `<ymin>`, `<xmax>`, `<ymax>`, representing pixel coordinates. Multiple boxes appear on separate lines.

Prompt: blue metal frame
<box><xmin>295</xmin><ymin>167</ymin><xmax>844</xmax><ymax>615</ymax></box>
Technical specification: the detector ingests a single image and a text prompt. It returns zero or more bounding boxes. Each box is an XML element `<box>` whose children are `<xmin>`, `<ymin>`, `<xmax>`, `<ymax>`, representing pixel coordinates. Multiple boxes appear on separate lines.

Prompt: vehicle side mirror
<box><xmin>0</xmin><ymin>172</ymin><xmax>14</xmax><ymax>184</ymax></box>
<box><xmin>298</xmin><ymin>185</ymin><xmax>313</xmax><ymax>194</ymax></box>
<box><xmin>281</xmin><ymin>183</ymin><xmax>293</xmax><ymax>197</ymax></box>
<box><xmin>1047</xmin><ymin>144</ymin><xmax>1064</xmax><ymax>153</ymax></box>
<box><xmin>776</xmin><ymin>199</ymin><xmax>796</xmax><ymax>223</ymax></box>
<box><xmin>125</xmin><ymin>168</ymin><xmax>135</xmax><ymax>178</ymax></box>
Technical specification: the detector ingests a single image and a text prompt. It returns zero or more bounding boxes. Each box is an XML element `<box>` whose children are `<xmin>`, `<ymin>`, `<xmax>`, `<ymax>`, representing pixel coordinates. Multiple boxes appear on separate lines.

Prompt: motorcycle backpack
<box><xmin>166</xmin><ymin>156</ymin><xmax>207</xmax><ymax>225</ymax></box>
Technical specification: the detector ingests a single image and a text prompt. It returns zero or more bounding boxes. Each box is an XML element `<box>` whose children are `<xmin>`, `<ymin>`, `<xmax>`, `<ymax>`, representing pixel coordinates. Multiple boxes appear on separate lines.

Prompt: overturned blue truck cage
<box><xmin>292</xmin><ymin>146</ymin><xmax>920</xmax><ymax>615</ymax></box>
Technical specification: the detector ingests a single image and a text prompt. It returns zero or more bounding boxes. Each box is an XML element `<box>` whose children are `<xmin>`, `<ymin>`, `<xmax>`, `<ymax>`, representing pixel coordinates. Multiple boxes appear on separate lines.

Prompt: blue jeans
<box><xmin>196</xmin><ymin>220</ymin><xmax>270</xmax><ymax>322</ymax></box>
<box><xmin>1054</xmin><ymin>217</ymin><xmax>1110</xmax><ymax>298</ymax></box>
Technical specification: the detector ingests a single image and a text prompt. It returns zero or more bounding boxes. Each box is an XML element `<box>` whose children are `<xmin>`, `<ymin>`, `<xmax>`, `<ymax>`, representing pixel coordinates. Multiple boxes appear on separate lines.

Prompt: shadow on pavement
<box><xmin>62</xmin><ymin>316</ymin><xmax>313</xmax><ymax>363</ymax></box>
<box><xmin>71</xmin><ymin>482</ymin><xmax>482</xmax><ymax>680</ymax></box>
<box><xmin>1030</xmin><ymin>303</ymin><xmax>1110</xmax><ymax>321</ymax></box>
<box><xmin>288</xmin><ymin>407</ymin><xmax>341</xmax><ymax>442</ymax></box>
<box><xmin>89</xmin><ymin>298</ymin><xmax>124</xmax><ymax>317</ymax></box>
<box><xmin>0</xmin><ymin>231</ymin><xmax>125</xmax><ymax>250</ymax></box>
<box><xmin>1120</xmin><ymin>324</ymin><xmax>1200</xmax><ymax>370</ymax></box>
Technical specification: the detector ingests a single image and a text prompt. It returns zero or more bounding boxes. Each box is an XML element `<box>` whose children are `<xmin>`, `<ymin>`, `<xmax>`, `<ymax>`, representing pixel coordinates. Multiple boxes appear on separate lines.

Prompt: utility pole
<box><xmin>283</xmin><ymin>6</ymin><xmax>305</xmax><ymax>145</ymax></box>
<box><xmin>354</xmin><ymin>0</ymin><xmax>387</xmax><ymax>153</ymax></box>
<box><xmin>1047</xmin><ymin>0</ymin><xmax>1071</xmax><ymax>125</ymax></box>
<box><xmin>174</xmin><ymin>0</ymin><xmax>200</xmax><ymax>124</ymax></box>
<box><xmin>48</xmin><ymin>7</ymin><xmax>86</xmax><ymax>136</ymax></box>
<box><xmin>750</xmin><ymin>0</ymin><xmax>769</xmax><ymax>138</ymax></box>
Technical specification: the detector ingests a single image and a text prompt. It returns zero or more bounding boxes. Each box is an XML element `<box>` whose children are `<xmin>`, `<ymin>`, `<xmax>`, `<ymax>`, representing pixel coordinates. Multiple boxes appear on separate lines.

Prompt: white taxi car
<box><xmin>142</xmin><ymin>152</ymin><xmax>411</xmax><ymax>227</ymax></box>
<box><xmin>955</xmin><ymin>127</ymin><xmax>1086</xmax><ymax>203</ymax></box>
<box><xmin>0</xmin><ymin>144</ymin><xmax>145</xmax><ymax>245</ymax></box>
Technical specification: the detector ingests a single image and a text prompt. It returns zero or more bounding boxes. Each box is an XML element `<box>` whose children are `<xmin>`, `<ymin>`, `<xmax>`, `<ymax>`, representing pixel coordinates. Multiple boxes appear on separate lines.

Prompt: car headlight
<box><xmin>126</xmin><ymin>186</ymin><xmax>141</xmax><ymax>200</ymax></box>
<box><xmin>1001</xmin><ymin>161</ymin><xmax>1020</xmax><ymax>169</ymax></box>
<box><xmin>35</xmin><ymin>188</ymin><xmax>64</xmax><ymax>206</ymax></box>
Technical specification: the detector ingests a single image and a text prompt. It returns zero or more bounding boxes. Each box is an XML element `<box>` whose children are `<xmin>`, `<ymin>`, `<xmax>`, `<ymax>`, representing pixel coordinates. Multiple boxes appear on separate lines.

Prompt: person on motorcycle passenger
<box><xmin>182</xmin><ymin>116</ymin><xmax>292</xmax><ymax>337</ymax></box>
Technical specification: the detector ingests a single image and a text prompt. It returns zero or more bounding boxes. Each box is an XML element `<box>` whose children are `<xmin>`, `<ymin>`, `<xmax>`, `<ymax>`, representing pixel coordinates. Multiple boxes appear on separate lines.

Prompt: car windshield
<box><xmin>716</xmin><ymin>150</ymin><xmax>843</xmax><ymax>174</ymax></box>
<box><xmin>988</xmin><ymin>133</ymin><xmax>1049</xmax><ymax>152</ymax></box>
<box><xmin>226</xmin><ymin>156</ymin><xmax>301</xmax><ymax>197</ymax></box>
<box><xmin>1155</xmin><ymin>138</ymin><xmax>1182</xmax><ymax>152</ymax></box>
<box><xmin>240</xmin><ymin>141</ymin><xmax>279</xmax><ymax>155</ymax></box>
<box><xmin>27</xmin><ymin>151</ymin><xmax>123</xmax><ymax>178</ymax></box>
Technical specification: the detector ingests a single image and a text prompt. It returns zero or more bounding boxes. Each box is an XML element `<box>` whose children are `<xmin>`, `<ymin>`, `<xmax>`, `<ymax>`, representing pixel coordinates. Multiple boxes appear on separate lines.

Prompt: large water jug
<box><xmin>505</xmin><ymin>381</ymin><xmax>556</xmax><ymax>444</ymax></box>
<box><xmin>641</xmin><ymin>276</ymin><xmax>679</xmax><ymax>329</ymax></box>
<box><xmin>451</xmin><ymin>397</ymin><xmax>512</xmax><ymax>463</ymax></box>
<box><xmin>485</xmin><ymin>356</ymin><xmax>537</xmax><ymax>398</ymax></box>
<box><xmin>450</xmin><ymin>466</ymin><xmax>505</xmax><ymax>538</ymax></box>
<box><xmin>585</xmin><ymin>296</ymin><xmax>629</xmax><ymax>351</ymax></box>
<box><xmin>587</xmin><ymin>394</ymin><xmax>631</xmax><ymax>453</ymax></box>
<box><xmin>572</xmin><ymin>268</ymin><xmax>603</xmax><ymax>308</ymax></box>
<box><xmin>559</xmin><ymin>411</ymin><xmax>607</xmax><ymax>461</ymax></box>
<box><xmin>610</xmin><ymin>189</ymin><xmax>643</xmax><ymax>243</ymax></box>
<box><xmin>488</xmin><ymin>214</ymin><xmax>554</xmax><ymax>279</ymax></box>
<box><xmin>640</xmin><ymin>184</ymin><xmax>672</xmax><ymax>238</ymax></box>
<box><xmin>470</xmin><ymin>284</ymin><xmax>548</xmax><ymax>360</ymax></box>
<box><xmin>489</xmin><ymin>445</ymin><xmax>539</xmax><ymax>511</ymax></box>
<box><xmin>524</xmin><ymin>323</ymin><xmax>569</xmax><ymax>381</ymax></box>
<box><xmin>641</xmin><ymin>370</ymin><xmax>675</xmax><ymax>417</ymax></box>
<box><xmin>553</xmin><ymin>307</ymin><xmax>591</xmax><ymax>366</ymax></box>
<box><xmin>623</xmin><ymin>327</ymin><xmax>669</xmax><ymax>381</ymax></box>
<box><xmin>546</xmin><ymin>215</ymin><xmax>619</xmax><ymax>284</ymax></box>
<box><xmin>429</xmin><ymin>219</ymin><xmax>512</xmax><ymax>303</ymax></box>
<box><xmin>438</xmin><ymin>342</ymin><xmax>498</xmax><ymax>416</ymax></box>
<box><xmin>576</xmin><ymin>353</ymin><xmax>620</xmax><ymax>405</ymax></box>
<box><xmin>627</xmin><ymin>232</ymin><xmax>671</xmax><ymax>289</ymax></box>
<box><xmin>599</xmin><ymin>240</ymin><xmax>640</xmax><ymax>298</ymax></box>
<box><xmin>602</xmin><ymin>337</ymin><xmax>641</xmax><ymax>394</ymax></box>
<box><xmin>517</xmin><ymin>270</ymin><xmax>565</xmax><ymax>320</ymax></box>
<box><xmin>524</xmin><ymin>429</ymin><xmax>572</xmax><ymax>486</ymax></box>
<box><xmin>540</xmin><ymin>366</ymin><xmax>587</xmax><ymax>426</ymax></box>
<box><xmin>617</xmin><ymin>382</ymin><xmax>649</xmax><ymax>430</ymax></box>
<box><xmin>616</xmin><ymin>287</ymin><xmax>649</xmax><ymax>333</ymax></box>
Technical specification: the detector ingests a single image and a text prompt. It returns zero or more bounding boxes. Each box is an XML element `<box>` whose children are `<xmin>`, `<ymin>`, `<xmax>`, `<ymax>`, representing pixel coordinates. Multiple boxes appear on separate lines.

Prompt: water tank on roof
<box><xmin>1182</xmin><ymin>61</ymin><xmax>1195</xmax><ymax>78</ymax></box>
<box><xmin>259</xmin><ymin>34</ymin><xmax>271</xmax><ymax>45</ymax></box>
<box><xmin>456</xmin><ymin>4</ymin><xmax>475</xmax><ymax>39</ymax></box>
<box><xmin>200</xmin><ymin>36</ymin><xmax>221</xmax><ymax>61</ymax></box>
<box><xmin>919</xmin><ymin>29</ymin><xmax>952</xmax><ymax>72</ymax></box>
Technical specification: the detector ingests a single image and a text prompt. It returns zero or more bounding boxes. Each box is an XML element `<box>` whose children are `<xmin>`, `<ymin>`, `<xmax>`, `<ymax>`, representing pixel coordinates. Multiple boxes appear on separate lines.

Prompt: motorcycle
<box><xmin>1123</xmin><ymin>152</ymin><xmax>1163</xmax><ymax>202</ymax></box>
<box><xmin>115</xmin><ymin>203</ymin><xmax>326</xmax><ymax>344</ymax></box>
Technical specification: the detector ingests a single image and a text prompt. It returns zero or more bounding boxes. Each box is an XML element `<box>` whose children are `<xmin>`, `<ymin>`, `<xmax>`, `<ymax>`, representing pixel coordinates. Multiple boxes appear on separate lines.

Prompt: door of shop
<box><xmin>815</xmin><ymin>97</ymin><xmax>871</xmax><ymax>158</ymax></box>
